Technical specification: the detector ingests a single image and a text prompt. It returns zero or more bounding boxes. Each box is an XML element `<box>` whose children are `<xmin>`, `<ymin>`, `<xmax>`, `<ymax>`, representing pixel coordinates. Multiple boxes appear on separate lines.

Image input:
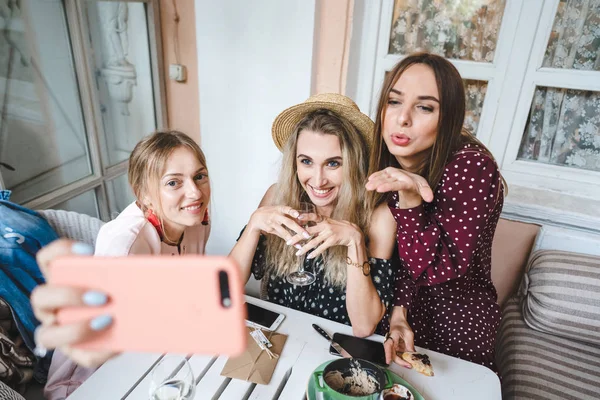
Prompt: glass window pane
<box><xmin>84</xmin><ymin>2</ymin><xmax>157</xmax><ymax>167</ymax></box>
<box><xmin>389</xmin><ymin>0</ymin><xmax>507</xmax><ymax>62</ymax></box>
<box><xmin>464</xmin><ymin>79</ymin><xmax>487</xmax><ymax>136</ymax></box>
<box><xmin>518</xmin><ymin>87</ymin><xmax>600</xmax><ymax>172</ymax></box>
<box><xmin>0</xmin><ymin>1</ymin><xmax>93</xmax><ymax>204</ymax></box>
<box><xmin>542</xmin><ymin>0</ymin><xmax>600</xmax><ymax>71</ymax></box>
<box><xmin>106</xmin><ymin>173</ymin><xmax>135</xmax><ymax>218</ymax></box>
<box><xmin>53</xmin><ymin>189</ymin><xmax>99</xmax><ymax>218</ymax></box>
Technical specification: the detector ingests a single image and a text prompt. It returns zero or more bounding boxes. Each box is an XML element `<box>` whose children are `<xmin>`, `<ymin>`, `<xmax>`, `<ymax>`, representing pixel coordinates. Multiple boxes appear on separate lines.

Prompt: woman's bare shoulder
<box><xmin>368</xmin><ymin>202</ymin><xmax>397</xmax><ymax>259</ymax></box>
<box><xmin>259</xmin><ymin>184</ymin><xmax>277</xmax><ymax>207</ymax></box>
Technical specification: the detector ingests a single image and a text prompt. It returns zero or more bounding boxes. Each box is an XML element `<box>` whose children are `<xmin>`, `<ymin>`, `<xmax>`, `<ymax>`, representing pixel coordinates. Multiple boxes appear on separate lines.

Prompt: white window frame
<box><xmin>347</xmin><ymin>0</ymin><xmax>600</xmax><ymax>230</ymax></box>
<box><xmin>495</xmin><ymin>0</ymin><xmax>600</xmax><ymax>199</ymax></box>
<box><xmin>0</xmin><ymin>0</ymin><xmax>166</xmax><ymax>220</ymax></box>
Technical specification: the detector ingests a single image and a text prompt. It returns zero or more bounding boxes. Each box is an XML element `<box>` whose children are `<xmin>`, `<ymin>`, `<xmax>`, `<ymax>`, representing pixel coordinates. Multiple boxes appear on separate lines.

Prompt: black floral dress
<box><xmin>250</xmin><ymin>234</ymin><xmax>397</xmax><ymax>335</ymax></box>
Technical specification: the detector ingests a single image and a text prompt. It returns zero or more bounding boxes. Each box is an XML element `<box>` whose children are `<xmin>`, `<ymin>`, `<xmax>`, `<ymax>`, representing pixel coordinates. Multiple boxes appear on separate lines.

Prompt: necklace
<box><xmin>162</xmin><ymin>236</ymin><xmax>183</xmax><ymax>246</ymax></box>
<box><xmin>145</xmin><ymin>210</ymin><xmax>184</xmax><ymax>246</ymax></box>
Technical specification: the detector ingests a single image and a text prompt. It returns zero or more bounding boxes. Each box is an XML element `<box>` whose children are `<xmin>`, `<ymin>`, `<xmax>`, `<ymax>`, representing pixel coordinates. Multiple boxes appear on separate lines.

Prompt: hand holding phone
<box><xmin>49</xmin><ymin>255</ymin><xmax>247</xmax><ymax>356</ymax></box>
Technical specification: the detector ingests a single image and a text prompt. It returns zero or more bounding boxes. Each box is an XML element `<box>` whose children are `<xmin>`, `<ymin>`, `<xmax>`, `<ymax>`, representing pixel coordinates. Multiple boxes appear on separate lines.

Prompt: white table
<box><xmin>68</xmin><ymin>296</ymin><xmax>501</xmax><ymax>399</ymax></box>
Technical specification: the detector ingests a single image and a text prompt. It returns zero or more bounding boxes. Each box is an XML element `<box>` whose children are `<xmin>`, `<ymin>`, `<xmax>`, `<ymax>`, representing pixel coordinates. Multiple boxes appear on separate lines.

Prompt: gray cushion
<box><xmin>37</xmin><ymin>209</ymin><xmax>104</xmax><ymax>247</ymax></box>
<box><xmin>497</xmin><ymin>298</ymin><xmax>600</xmax><ymax>400</ymax></box>
<box><xmin>521</xmin><ymin>250</ymin><xmax>600</xmax><ymax>346</ymax></box>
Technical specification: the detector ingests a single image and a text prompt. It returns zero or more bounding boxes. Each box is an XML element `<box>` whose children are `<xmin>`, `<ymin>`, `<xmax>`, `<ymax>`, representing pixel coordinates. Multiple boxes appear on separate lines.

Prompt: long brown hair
<box><xmin>368</xmin><ymin>52</ymin><xmax>505</xmax><ymax>209</ymax></box>
<box><xmin>266</xmin><ymin>110</ymin><xmax>369</xmax><ymax>287</ymax></box>
<box><xmin>128</xmin><ymin>130</ymin><xmax>208</xmax><ymax>241</ymax></box>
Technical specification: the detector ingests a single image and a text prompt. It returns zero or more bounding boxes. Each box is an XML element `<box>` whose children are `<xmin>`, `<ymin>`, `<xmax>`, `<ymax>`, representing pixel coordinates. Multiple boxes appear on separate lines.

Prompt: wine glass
<box><xmin>286</xmin><ymin>202</ymin><xmax>318</xmax><ymax>286</ymax></box>
<box><xmin>148</xmin><ymin>355</ymin><xmax>195</xmax><ymax>400</ymax></box>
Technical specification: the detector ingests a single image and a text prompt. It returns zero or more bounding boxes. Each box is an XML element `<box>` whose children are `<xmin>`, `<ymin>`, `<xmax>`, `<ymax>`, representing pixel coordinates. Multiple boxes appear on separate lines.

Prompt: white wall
<box><xmin>195</xmin><ymin>0</ymin><xmax>317</xmax><ymax>255</ymax></box>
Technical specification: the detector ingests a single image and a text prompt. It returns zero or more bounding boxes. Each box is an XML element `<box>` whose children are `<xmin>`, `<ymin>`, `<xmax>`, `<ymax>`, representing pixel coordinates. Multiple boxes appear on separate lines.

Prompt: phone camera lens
<box><xmin>218</xmin><ymin>270</ymin><xmax>231</xmax><ymax>308</ymax></box>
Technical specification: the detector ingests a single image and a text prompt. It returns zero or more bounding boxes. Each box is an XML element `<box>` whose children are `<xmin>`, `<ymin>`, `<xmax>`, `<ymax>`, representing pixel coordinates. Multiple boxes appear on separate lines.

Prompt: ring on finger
<box><xmin>384</xmin><ymin>332</ymin><xmax>394</xmax><ymax>344</ymax></box>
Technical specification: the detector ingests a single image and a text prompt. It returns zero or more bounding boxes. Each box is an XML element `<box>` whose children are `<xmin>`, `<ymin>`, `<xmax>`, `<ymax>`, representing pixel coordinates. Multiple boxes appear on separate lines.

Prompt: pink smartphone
<box><xmin>48</xmin><ymin>255</ymin><xmax>247</xmax><ymax>356</ymax></box>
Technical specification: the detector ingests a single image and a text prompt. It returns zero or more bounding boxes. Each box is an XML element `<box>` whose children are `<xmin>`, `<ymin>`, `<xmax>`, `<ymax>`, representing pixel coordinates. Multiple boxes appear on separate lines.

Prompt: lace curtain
<box><xmin>388</xmin><ymin>0</ymin><xmax>506</xmax><ymax>62</ymax></box>
<box><xmin>388</xmin><ymin>0</ymin><xmax>505</xmax><ymax>136</ymax></box>
<box><xmin>464</xmin><ymin>80</ymin><xmax>487</xmax><ymax>135</ymax></box>
<box><xmin>518</xmin><ymin>0</ymin><xmax>600</xmax><ymax>171</ymax></box>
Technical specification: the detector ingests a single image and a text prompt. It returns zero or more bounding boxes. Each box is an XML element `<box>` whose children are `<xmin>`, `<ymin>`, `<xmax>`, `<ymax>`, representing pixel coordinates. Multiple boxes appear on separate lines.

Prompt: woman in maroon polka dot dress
<box><xmin>366</xmin><ymin>53</ymin><xmax>505</xmax><ymax>372</ymax></box>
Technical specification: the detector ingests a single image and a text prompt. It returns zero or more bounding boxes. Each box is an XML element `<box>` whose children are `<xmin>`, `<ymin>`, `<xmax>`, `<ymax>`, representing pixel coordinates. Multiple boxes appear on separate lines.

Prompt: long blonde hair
<box><xmin>265</xmin><ymin>110</ymin><xmax>369</xmax><ymax>288</ymax></box>
<box><xmin>128</xmin><ymin>130</ymin><xmax>208</xmax><ymax>242</ymax></box>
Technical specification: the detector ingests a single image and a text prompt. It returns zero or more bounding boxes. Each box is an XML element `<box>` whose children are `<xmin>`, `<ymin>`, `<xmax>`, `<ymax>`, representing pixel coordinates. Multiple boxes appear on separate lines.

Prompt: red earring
<box><xmin>202</xmin><ymin>209</ymin><xmax>210</xmax><ymax>225</ymax></box>
<box><xmin>146</xmin><ymin>208</ymin><xmax>158</xmax><ymax>224</ymax></box>
<box><xmin>145</xmin><ymin>209</ymin><xmax>164</xmax><ymax>239</ymax></box>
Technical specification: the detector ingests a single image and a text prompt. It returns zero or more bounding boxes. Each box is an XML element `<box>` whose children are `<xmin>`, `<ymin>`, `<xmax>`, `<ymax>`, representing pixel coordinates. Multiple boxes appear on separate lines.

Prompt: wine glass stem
<box><xmin>298</xmin><ymin>256</ymin><xmax>305</xmax><ymax>273</ymax></box>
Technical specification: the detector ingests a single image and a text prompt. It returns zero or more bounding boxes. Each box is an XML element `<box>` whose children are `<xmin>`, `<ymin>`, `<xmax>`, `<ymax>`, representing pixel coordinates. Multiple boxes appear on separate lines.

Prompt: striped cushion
<box><xmin>497</xmin><ymin>298</ymin><xmax>600</xmax><ymax>400</ymax></box>
<box><xmin>0</xmin><ymin>381</ymin><xmax>25</xmax><ymax>400</ymax></box>
<box><xmin>521</xmin><ymin>250</ymin><xmax>600</xmax><ymax>346</ymax></box>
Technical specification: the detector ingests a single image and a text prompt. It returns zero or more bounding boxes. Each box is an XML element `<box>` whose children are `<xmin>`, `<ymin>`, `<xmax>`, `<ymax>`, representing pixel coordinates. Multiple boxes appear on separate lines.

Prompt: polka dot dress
<box><xmin>250</xmin><ymin>242</ymin><xmax>397</xmax><ymax>335</ymax></box>
<box><xmin>388</xmin><ymin>144</ymin><xmax>504</xmax><ymax>372</ymax></box>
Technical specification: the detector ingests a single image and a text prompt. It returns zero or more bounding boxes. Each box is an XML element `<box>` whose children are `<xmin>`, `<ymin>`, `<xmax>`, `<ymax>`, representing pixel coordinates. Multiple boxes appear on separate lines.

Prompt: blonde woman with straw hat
<box><xmin>230</xmin><ymin>93</ymin><xmax>397</xmax><ymax>337</ymax></box>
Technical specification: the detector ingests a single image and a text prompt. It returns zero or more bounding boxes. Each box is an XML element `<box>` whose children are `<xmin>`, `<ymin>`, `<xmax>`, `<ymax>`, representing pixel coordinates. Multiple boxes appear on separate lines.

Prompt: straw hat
<box><xmin>271</xmin><ymin>93</ymin><xmax>374</xmax><ymax>151</ymax></box>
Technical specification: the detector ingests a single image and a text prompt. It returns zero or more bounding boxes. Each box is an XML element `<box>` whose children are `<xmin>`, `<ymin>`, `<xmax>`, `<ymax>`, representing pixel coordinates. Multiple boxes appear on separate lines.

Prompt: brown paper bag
<box><xmin>220</xmin><ymin>327</ymin><xmax>288</xmax><ymax>385</ymax></box>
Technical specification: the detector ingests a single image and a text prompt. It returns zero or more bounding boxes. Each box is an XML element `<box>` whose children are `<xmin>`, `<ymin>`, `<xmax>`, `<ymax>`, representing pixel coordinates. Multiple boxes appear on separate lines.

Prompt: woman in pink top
<box><xmin>366</xmin><ymin>53</ymin><xmax>505</xmax><ymax>372</ymax></box>
<box><xmin>30</xmin><ymin>131</ymin><xmax>211</xmax><ymax>398</ymax></box>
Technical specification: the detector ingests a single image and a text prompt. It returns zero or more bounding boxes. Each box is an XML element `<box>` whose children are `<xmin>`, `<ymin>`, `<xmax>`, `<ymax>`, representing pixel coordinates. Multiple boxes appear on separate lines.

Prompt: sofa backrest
<box><xmin>491</xmin><ymin>218</ymin><xmax>540</xmax><ymax>306</ymax></box>
<box><xmin>532</xmin><ymin>225</ymin><xmax>600</xmax><ymax>256</ymax></box>
<box><xmin>492</xmin><ymin>219</ymin><xmax>600</xmax><ymax>307</ymax></box>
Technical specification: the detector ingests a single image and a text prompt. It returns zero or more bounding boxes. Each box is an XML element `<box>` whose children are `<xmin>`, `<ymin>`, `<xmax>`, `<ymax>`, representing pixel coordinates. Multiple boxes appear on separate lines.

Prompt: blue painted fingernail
<box><xmin>294</xmin><ymin>244</ymin><xmax>302</xmax><ymax>250</ymax></box>
<box><xmin>90</xmin><ymin>315</ymin><xmax>112</xmax><ymax>331</ymax></box>
<box><xmin>295</xmin><ymin>250</ymin><xmax>302</xmax><ymax>256</ymax></box>
<box><xmin>83</xmin><ymin>291</ymin><xmax>108</xmax><ymax>306</ymax></box>
<box><xmin>307</xmin><ymin>254</ymin><xmax>314</xmax><ymax>259</ymax></box>
<box><xmin>303</xmin><ymin>232</ymin><xmax>310</xmax><ymax>239</ymax></box>
<box><xmin>33</xmin><ymin>327</ymin><xmax>48</xmax><ymax>357</ymax></box>
<box><xmin>71</xmin><ymin>242</ymin><xmax>94</xmax><ymax>255</ymax></box>
<box><xmin>33</xmin><ymin>345</ymin><xmax>47</xmax><ymax>358</ymax></box>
